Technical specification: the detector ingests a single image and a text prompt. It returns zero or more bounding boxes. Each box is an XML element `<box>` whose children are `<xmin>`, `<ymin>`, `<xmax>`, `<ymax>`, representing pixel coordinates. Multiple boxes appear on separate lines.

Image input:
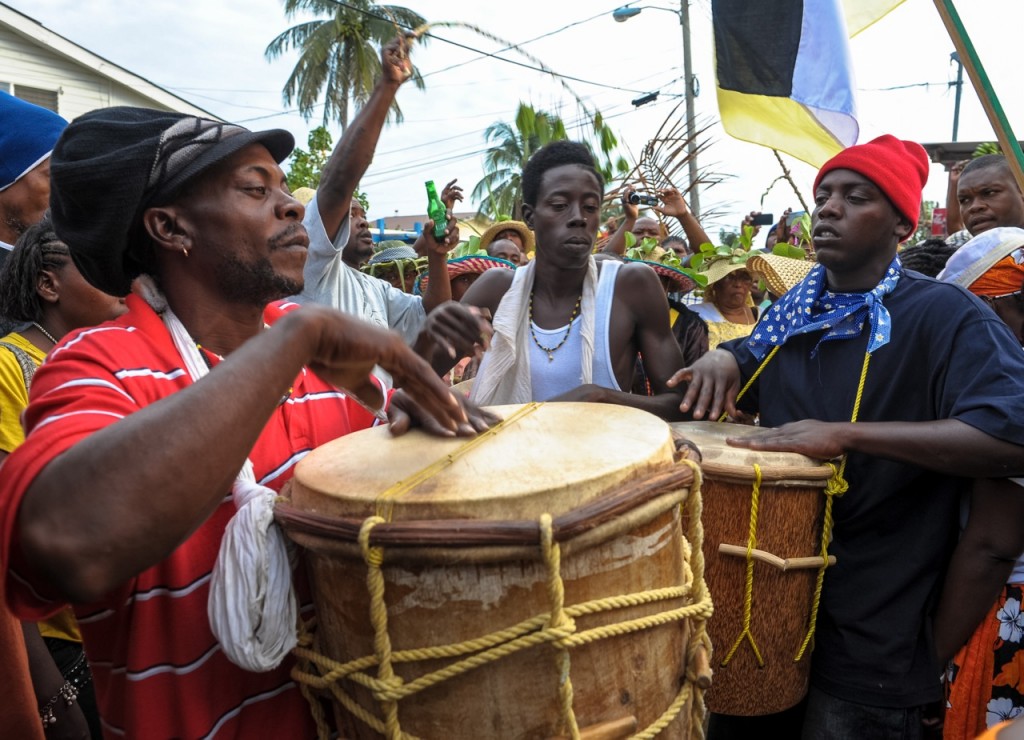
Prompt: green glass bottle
<box><xmin>425</xmin><ymin>180</ymin><xmax>448</xmax><ymax>240</ymax></box>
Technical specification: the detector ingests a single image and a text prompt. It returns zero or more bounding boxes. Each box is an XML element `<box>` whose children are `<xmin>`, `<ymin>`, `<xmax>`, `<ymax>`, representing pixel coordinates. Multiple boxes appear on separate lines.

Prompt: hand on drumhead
<box><xmin>388</xmin><ymin>390</ymin><xmax>499</xmax><ymax>438</ymax></box>
<box><xmin>669</xmin><ymin>350</ymin><xmax>741</xmax><ymax>420</ymax></box>
<box><xmin>725</xmin><ymin>420</ymin><xmax>849</xmax><ymax>460</ymax></box>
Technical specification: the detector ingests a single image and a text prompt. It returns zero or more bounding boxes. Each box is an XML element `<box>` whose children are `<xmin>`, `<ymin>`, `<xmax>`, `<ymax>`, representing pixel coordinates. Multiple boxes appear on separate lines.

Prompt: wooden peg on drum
<box><xmin>549</xmin><ymin>715</ymin><xmax>638</xmax><ymax>740</ymax></box>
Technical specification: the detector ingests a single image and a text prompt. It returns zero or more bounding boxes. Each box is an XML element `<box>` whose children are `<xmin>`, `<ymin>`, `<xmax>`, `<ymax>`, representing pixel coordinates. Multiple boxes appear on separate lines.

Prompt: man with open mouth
<box><xmin>672</xmin><ymin>134</ymin><xmax>1024</xmax><ymax>739</ymax></box>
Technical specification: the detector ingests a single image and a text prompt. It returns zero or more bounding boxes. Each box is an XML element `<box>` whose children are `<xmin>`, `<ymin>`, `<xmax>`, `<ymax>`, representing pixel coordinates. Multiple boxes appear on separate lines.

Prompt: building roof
<box><xmin>922</xmin><ymin>141</ymin><xmax>1024</xmax><ymax>171</ymax></box>
<box><xmin>0</xmin><ymin>2</ymin><xmax>220</xmax><ymax>119</ymax></box>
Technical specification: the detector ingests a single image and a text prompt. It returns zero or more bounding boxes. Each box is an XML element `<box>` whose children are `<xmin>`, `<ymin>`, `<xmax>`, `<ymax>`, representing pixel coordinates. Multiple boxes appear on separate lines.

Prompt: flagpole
<box><xmin>932</xmin><ymin>0</ymin><xmax>1024</xmax><ymax>193</ymax></box>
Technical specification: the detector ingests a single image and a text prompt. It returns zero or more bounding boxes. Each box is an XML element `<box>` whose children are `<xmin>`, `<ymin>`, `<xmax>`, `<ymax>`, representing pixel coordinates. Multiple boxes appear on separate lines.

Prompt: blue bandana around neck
<box><xmin>747</xmin><ymin>255</ymin><xmax>902</xmax><ymax>359</ymax></box>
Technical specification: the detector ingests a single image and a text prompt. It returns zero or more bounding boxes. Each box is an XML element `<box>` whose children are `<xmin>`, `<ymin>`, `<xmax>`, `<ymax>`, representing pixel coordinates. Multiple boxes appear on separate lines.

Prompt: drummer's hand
<box><xmin>422</xmin><ymin>302</ymin><xmax>492</xmax><ymax>362</ymax></box>
<box><xmin>388</xmin><ymin>391</ymin><xmax>500</xmax><ymax>437</ymax></box>
<box><xmin>669</xmin><ymin>350</ymin><xmax>741</xmax><ymax>420</ymax></box>
<box><xmin>725</xmin><ymin>420</ymin><xmax>849</xmax><ymax>460</ymax></box>
<box><xmin>299</xmin><ymin>305</ymin><xmax>466</xmax><ymax>433</ymax></box>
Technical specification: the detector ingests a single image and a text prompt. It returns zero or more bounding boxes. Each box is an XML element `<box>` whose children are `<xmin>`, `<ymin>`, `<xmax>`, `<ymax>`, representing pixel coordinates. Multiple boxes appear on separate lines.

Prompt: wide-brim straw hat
<box><xmin>292</xmin><ymin>186</ymin><xmax>316</xmax><ymax>206</ymax></box>
<box><xmin>415</xmin><ymin>254</ymin><xmax>515</xmax><ymax>295</ymax></box>
<box><xmin>747</xmin><ymin>253</ymin><xmax>815</xmax><ymax>296</ymax></box>
<box><xmin>479</xmin><ymin>220</ymin><xmax>535</xmax><ymax>253</ymax></box>
<box><xmin>626</xmin><ymin>259</ymin><xmax>697</xmax><ymax>294</ymax></box>
<box><xmin>700</xmin><ymin>259</ymin><xmax>759</xmax><ymax>286</ymax></box>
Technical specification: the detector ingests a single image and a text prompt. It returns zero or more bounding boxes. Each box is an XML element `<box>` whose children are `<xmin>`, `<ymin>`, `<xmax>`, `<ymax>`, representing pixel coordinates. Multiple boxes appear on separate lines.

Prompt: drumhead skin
<box><xmin>292</xmin><ymin>403</ymin><xmax>676</xmax><ymax>522</ymax></box>
<box><xmin>669</xmin><ymin>421</ymin><xmax>834</xmax><ymax>482</ymax></box>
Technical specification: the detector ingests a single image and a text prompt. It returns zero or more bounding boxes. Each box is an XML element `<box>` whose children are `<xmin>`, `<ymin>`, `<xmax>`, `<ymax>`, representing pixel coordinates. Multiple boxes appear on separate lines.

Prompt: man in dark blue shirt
<box><xmin>671</xmin><ymin>135</ymin><xmax>1024</xmax><ymax>738</ymax></box>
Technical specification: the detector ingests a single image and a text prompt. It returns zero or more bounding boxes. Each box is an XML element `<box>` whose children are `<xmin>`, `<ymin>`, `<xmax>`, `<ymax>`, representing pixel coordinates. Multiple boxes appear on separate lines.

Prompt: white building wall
<box><xmin>0</xmin><ymin>25</ymin><xmax>212</xmax><ymax>120</ymax></box>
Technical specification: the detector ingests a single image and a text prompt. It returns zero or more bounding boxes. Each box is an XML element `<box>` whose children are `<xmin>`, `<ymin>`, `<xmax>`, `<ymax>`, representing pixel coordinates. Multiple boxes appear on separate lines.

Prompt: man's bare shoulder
<box><xmin>460</xmin><ymin>267</ymin><xmax>515</xmax><ymax>314</ymax></box>
<box><xmin>610</xmin><ymin>260</ymin><xmax>664</xmax><ymax>298</ymax></box>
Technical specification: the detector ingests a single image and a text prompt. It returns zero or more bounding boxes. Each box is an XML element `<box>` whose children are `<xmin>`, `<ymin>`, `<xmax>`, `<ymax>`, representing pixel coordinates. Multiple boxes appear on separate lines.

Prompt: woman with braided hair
<box><xmin>0</xmin><ymin>214</ymin><xmax>126</xmax><ymax>739</ymax></box>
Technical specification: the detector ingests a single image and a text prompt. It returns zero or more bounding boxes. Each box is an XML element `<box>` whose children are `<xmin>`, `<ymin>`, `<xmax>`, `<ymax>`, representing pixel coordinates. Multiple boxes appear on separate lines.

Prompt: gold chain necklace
<box><xmin>528</xmin><ymin>291</ymin><xmax>583</xmax><ymax>362</ymax></box>
<box><xmin>32</xmin><ymin>322</ymin><xmax>59</xmax><ymax>346</ymax></box>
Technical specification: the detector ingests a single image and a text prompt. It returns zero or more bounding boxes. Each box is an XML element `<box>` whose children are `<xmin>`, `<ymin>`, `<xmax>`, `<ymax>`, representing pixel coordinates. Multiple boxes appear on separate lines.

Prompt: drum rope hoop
<box><xmin>288</xmin><ymin>459</ymin><xmax>713</xmax><ymax>740</ymax></box>
<box><xmin>717</xmin><ymin>348</ymin><xmax>870</xmax><ymax>662</ymax></box>
<box><xmin>374</xmin><ymin>402</ymin><xmax>542</xmax><ymax>521</ymax></box>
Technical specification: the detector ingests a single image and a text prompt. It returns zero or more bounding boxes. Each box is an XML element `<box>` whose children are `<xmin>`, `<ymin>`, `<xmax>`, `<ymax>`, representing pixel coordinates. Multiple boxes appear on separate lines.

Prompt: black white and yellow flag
<box><xmin>713</xmin><ymin>0</ymin><xmax>904</xmax><ymax>167</ymax></box>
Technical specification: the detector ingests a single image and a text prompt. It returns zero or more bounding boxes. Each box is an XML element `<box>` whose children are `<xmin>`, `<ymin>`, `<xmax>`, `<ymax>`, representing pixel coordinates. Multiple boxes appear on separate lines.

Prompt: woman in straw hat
<box><xmin>691</xmin><ymin>259</ymin><xmax>761</xmax><ymax>350</ymax></box>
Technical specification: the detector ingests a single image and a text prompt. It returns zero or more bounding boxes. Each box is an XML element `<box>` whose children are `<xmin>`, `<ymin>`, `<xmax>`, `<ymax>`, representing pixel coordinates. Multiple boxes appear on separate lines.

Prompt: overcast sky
<box><xmin>9</xmin><ymin>0</ymin><xmax>1022</xmax><ymax>233</ymax></box>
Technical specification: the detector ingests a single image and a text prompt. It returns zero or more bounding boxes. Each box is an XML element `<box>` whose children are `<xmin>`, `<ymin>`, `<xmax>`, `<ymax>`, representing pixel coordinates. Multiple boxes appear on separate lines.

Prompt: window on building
<box><xmin>13</xmin><ymin>85</ymin><xmax>59</xmax><ymax>112</ymax></box>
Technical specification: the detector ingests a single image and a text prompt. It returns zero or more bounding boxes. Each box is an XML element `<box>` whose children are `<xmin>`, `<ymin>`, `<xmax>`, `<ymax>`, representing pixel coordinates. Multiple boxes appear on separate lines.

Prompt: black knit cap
<box><xmin>49</xmin><ymin>107</ymin><xmax>294</xmax><ymax>296</ymax></box>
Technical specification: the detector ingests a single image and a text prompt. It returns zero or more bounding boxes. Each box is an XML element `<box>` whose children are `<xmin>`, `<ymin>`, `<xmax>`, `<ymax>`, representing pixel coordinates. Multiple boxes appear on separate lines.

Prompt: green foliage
<box><xmin>287</xmin><ymin>126</ymin><xmax>333</xmax><ymax>190</ymax></box>
<box><xmin>974</xmin><ymin>142</ymin><xmax>1000</xmax><ymax>158</ymax></box>
<box><xmin>624</xmin><ymin>236</ymin><xmax>707</xmax><ymax>287</ymax></box>
<box><xmin>690</xmin><ymin>226</ymin><xmax>756</xmax><ymax>272</ymax></box>
<box><xmin>472</xmin><ymin>102</ymin><xmax>626</xmax><ymax>220</ymax></box>
<box><xmin>472</xmin><ymin>103</ymin><xmax>567</xmax><ymax>220</ymax></box>
<box><xmin>772</xmin><ymin>243</ymin><xmax>806</xmax><ymax>259</ymax></box>
<box><xmin>910</xmin><ymin>200</ymin><xmax>938</xmax><ymax>245</ymax></box>
<box><xmin>451</xmin><ymin>235</ymin><xmax>484</xmax><ymax>258</ymax></box>
<box><xmin>265</xmin><ymin>0</ymin><xmax>426</xmax><ymax>129</ymax></box>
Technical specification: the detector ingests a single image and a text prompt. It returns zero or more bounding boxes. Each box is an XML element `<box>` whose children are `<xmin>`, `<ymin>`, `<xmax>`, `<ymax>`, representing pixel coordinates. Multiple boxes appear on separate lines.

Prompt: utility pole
<box><xmin>679</xmin><ymin>0</ymin><xmax>700</xmax><ymax>218</ymax></box>
<box><xmin>950</xmin><ymin>51</ymin><xmax>964</xmax><ymax>142</ymax></box>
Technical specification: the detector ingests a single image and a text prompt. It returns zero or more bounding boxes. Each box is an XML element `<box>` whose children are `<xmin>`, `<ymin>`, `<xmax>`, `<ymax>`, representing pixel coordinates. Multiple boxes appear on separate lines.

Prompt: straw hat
<box><xmin>626</xmin><ymin>259</ymin><xmax>697</xmax><ymax>294</ymax></box>
<box><xmin>479</xmin><ymin>220</ymin><xmax>535</xmax><ymax>253</ymax></box>
<box><xmin>415</xmin><ymin>254</ymin><xmax>515</xmax><ymax>295</ymax></box>
<box><xmin>367</xmin><ymin>245</ymin><xmax>419</xmax><ymax>265</ymax></box>
<box><xmin>700</xmin><ymin>259</ymin><xmax>758</xmax><ymax>286</ymax></box>
<box><xmin>747</xmin><ymin>253</ymin><xmax>815</xmax><ymax>296</ymax></box>
<box><xmin>292</xmin><ymin>186</ymin><xmax>316</xmax><ymax>206</ymax></box>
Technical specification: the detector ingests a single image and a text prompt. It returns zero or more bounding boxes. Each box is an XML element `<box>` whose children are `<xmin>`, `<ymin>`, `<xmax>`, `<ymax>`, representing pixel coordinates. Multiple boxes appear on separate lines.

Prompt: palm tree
<box><xmin>472</xmin><ymin>104</ymin><xmax>568</xmax><ymax>220</ymax></box>
<box><xmin>265</xmin><ymin>0</ymin><xmax>426</xmax><ymax>129</ymax></box>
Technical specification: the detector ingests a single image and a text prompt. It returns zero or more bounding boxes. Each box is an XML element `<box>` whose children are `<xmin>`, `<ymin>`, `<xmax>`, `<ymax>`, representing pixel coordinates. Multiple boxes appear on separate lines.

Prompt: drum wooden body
<box><xmin>670</xmin><ymin>422</ymin><xmax>833</xmax><ymax>716</ymax></box>
<box><xmin>279</xmin><ymin>404</ymin><xmax>705</xmax><ymax>739</ymax></box>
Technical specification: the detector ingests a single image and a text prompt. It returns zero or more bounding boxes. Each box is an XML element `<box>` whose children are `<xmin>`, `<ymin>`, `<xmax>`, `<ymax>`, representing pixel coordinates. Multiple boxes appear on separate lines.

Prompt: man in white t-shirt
<box><xmin>296</xmin><ymin>36</ymin><xmax>457</xmax><ymax>349</ymax></box>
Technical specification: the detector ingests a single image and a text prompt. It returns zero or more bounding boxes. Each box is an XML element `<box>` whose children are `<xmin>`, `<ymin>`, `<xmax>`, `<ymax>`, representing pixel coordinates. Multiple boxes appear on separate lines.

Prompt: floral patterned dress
<box><xmin>945</xmin><ymin>585</ymin><xmax>1024</xmax><ymax>738</ymax></box>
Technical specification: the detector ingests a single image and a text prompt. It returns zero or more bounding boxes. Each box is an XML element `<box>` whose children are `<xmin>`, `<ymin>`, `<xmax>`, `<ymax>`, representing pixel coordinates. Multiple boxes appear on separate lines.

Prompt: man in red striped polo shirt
<box><xmin>0</xmin><ymin>107</ymin><xmax>489</xmax><ymax>738</ymax></box>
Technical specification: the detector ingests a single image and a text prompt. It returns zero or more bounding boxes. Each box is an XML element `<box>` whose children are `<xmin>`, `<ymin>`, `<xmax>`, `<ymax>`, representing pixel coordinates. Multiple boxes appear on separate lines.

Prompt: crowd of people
<box><xmin>2</xmin><ymin>31</ymin><xmax>1024</xmax><ymax>740</ymax></box>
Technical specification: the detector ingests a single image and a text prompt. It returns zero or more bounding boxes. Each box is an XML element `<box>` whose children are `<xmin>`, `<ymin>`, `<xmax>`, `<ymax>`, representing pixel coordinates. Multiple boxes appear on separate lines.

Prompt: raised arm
<box><xmin>946</xmin><ymin>160</ymin><xmax>968</xmax><ymax>235</ymax></box>
<box><xmin>14</xmin><ymin>306</ymin><xmax>479</xmax><ymax>605</ymax></box>
<box><xmin>316</xmin><ymin>36</ymin><xmax>413</xmax><ymax>240</ymax></box>
<box><xmin>601</xmin><ymin>189</ymin><xmax>639</xmax><ymax>256</ymax></box>
<box><xmin>654</xmin><ymin>187</ymin><xmax>711</xmax><ymax>250</ymax></box>
<box><xmin>416</xmin><ymin>179</ymin><xmax>463</xmax><ymax>314</ymax></box>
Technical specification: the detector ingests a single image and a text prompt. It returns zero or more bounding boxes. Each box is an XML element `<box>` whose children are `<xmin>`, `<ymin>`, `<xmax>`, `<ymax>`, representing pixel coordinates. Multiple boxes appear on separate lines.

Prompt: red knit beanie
<box><xmin>813</xmin><ymin>134</ymin><xmax>930</xmax><ymax>235</ymax></box>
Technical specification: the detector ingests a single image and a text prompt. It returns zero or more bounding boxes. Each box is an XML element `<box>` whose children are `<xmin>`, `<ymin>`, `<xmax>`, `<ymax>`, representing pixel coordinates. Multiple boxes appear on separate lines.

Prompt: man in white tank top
<box><xmin>422</xmin><ymin>141</ymin><xmax>688</xmax><ymax>421</ymax></box>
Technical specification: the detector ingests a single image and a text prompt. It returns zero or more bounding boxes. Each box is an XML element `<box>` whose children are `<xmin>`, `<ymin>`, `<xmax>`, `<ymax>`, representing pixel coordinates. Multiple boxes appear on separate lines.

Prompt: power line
<box><xmin>419</xmin><ymin>6</ymin><xmax>620</xmax><ymax>80</ymax></box>
<box><xmin>332</xmin><ymin>0</ymin><xmax>664</xmax><ymax>97</ymax></box>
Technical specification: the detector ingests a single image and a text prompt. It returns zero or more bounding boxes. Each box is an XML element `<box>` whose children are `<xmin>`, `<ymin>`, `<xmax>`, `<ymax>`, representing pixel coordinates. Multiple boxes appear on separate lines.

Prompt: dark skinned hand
<box><xmin>668</xmin><ymin>349</ymin><xmax>742</xmax><ymax>420</ymax></box>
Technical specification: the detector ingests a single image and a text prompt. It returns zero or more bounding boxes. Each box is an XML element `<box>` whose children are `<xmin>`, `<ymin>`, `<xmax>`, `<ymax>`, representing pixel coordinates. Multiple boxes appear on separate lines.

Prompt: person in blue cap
<box><xmin>0</xmin><ymin>92</ymin><xmax>67</xmax><ymax>265</ymax></box>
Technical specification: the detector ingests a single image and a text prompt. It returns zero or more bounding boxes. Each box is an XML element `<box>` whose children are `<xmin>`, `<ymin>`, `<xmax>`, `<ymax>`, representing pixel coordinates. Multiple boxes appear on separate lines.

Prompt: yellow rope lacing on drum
<box><xmin>719</xmin><ymin>464</ymin><xmax>765</xmax><ymax>668</ymax></box>
<box><xmin>718</xmin><ymin>347</ymin><xmax>870</xmax><ymax>665</ymax></box>
<box><xmin>290</xmin><ymin>457</ymin><xmax>714</xmax><ymax>740</ymax></box>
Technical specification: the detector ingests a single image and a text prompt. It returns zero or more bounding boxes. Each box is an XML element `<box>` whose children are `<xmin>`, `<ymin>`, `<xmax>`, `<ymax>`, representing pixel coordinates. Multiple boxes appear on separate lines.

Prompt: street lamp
<box><xmin>612</xmin><ymin>3</ymin><xmax>701</xmax><ymax>219</ymax></box>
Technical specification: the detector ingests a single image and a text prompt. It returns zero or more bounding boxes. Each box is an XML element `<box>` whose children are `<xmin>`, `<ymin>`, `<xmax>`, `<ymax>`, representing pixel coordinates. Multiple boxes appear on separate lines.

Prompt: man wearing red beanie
<box><xmin>671</xmin><ymin>135</ymin><xmax>1024</xmax><ymax>738</ymax></box>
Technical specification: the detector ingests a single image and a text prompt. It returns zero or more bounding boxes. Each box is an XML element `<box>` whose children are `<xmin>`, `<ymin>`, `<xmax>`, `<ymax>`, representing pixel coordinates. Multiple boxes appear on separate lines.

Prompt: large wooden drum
<box><xmin>278</xmin><ymin>403</ymin><xmax>710</xmax><ymax>739</ymax></box>
<box><xmin>670</xmin><ymin>421</ymin><xmax>835</xmax><ymax>716</ymax></box>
